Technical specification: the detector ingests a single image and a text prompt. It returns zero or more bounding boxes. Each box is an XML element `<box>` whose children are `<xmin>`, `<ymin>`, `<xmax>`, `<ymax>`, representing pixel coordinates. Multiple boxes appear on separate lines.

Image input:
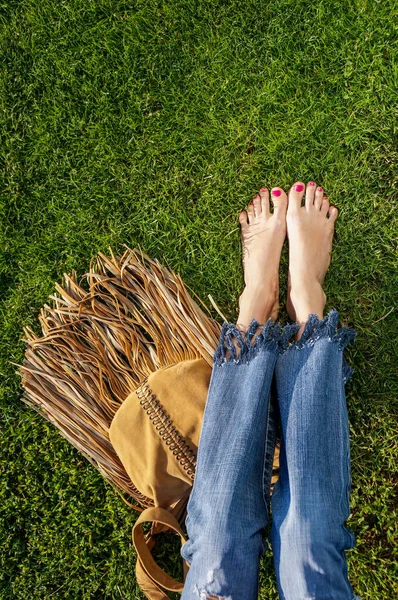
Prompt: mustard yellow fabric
<box><xmin>109</xmin><ymin>358</ymin><xmax>211</xmax><ymax>508</ymax></box>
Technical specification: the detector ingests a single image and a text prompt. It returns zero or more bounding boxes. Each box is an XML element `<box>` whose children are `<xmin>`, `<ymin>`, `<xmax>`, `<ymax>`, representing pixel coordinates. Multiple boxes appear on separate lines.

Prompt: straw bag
<box><xmin>18</xmin><ymin>248</ymin><xmax>280</xmax><ymax>599</ymax></box>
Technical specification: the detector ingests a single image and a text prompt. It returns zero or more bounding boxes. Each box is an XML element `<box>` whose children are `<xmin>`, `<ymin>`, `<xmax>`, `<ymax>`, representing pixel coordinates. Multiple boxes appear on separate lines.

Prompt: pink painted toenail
<box><xmin>260</xmin><ymin>187</ymin><xmax>266</xmax><ymax>192</ymax></box>
<box><xmin>317</xmin><ymin>186</ymin><xmax>323</xmax><ymax>191</ymax></box>
<box><xmin>309</xmin><ymin>181</ymin><xmax>315</xmax><ymax>186</ymax></box>
<box><xmin>272</xmin><ymin>189</ymin><xmax>281</xmax><ymax>196</ymax></box>
<box><xmin>249</xmin><ymin>201</ymin><xmax>254</xmax><ymax>206</ymax></box>
<box><xmin>295</xmin><ymin>184</ymin><xmax>304</xmax><ymax>192</ymax></box>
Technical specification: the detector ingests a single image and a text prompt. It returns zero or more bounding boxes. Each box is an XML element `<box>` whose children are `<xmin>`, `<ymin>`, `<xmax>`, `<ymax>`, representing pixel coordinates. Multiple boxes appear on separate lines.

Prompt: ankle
<box><xmin>288</xmin><ymin>281</ymin><xmax>326</xmax><ymax>325</ymax></box>
<box><xmin>237</xmin><ymin>286</ymin><xmax>278</xmax><ymax>330</ymax></box>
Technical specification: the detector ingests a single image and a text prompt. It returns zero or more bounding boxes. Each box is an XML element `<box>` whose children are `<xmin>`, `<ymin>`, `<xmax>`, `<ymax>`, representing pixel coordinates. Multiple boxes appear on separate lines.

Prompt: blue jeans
<box><xmin>181</xmin><ymin>311</ymin><xmax>359</xmax><ymax>600</ymax></box>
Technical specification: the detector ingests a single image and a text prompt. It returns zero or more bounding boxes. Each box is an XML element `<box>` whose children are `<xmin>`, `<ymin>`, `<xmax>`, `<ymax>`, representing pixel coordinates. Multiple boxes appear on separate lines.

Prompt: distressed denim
<box><xmin>181</xmin><ymin>311</ymin><xmax>359</xmax><ymax>600</ymax></box>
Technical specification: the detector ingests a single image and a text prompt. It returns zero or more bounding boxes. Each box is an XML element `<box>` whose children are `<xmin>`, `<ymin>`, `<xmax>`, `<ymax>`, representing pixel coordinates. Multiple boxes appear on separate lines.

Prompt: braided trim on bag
<box><xmin>136</xmin><ymin>379</ymin><xmax>197</xmax><ymax>480</ymax></box>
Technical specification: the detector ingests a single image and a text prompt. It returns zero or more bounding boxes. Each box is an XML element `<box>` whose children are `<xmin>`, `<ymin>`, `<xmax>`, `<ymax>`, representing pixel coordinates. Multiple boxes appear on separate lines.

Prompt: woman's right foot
<box><xmin>286</xmin><ymin>181</ymin><xmax>338</xmax><ymax>337</ymax></box>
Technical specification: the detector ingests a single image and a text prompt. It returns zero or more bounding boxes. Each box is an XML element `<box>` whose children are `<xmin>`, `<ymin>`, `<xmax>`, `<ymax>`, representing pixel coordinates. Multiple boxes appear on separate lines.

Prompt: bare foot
<box><xmin>286</xmin><ymin>181</ymin><xmax>338</xmax><ymax>337</ymax></box>
<box><xmin>237</xmin><ymin>187</ymin><xmax>288</xmax><ymax>330</ymax></box>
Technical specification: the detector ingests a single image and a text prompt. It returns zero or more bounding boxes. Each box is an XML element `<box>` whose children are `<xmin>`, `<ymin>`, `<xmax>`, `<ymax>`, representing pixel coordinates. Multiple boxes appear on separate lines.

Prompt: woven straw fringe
<box><xmin>18</xmin><ymin>247</ymin><xmax>221</xmax><ymax>509</ymax></box>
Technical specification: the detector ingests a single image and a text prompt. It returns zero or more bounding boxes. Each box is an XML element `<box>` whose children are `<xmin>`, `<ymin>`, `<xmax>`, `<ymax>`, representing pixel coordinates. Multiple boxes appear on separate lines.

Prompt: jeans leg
<box><xmin>181</xmin><ymin>319</ymin><xmax>297</xmax><ymax>600</ymax></box>
<box><xmin>271</xmin><ymin>310</ymin><xmax>358</xmax><ymax>600</ymax></box>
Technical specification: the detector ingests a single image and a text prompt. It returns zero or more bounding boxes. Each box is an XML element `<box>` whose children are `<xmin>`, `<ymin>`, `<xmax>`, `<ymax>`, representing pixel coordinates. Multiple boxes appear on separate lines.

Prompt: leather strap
<box><xmin>133</xmin><ymin>507</ymin><xmax>188</xmax><ymax>596</ymax></box>
<box><xmin>136</xmin><ymin>558</ymin><xmax>170</xmax><ymax>600</ymax></box>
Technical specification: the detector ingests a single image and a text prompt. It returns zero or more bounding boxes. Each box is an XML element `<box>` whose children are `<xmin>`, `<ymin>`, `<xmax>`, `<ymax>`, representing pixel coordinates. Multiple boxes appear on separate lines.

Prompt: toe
<box><xmin>288</xmin><ymin>181</ymin><xmax>305</xmax><ymax>211</ymax></box>
<box><xmin>328</xmin><ymin>206</ymin><xmax>338</xmax><ymax>223</ymax></box>
<box><xmin>321</xmin><ymin>196</ymin><xmax>330</xmax><ymax>213</ymax></box>
<box><xmin>247</xmin><ymin>200</ymin><xmax>255</xmax><ymax>222</ymax></box>
<box><xmin>253</xmin><ymin>194</ymin><xmax>261</xmax><ymax>217</ymax></box>
<box><xmin>239</xmin><ymin>210</ymin><xmax>249</xmax><ymax>234</ymax></box>
<box><xmin>314</xmin><ymin>186</ymin><xmax>324</xmax><ymax>210</ymax></box>
<box><xmin>271</xmin><ymin>187</ymin><xmax>288</xmax><ymax>216</ymax></box>
<box><xmin>259</xmin><ymin>187</ymin><xmax>270</xmax><ymax>216</ymax></box>
<box><xmin>305</xmin><ymin>181</ymin><xmax>316</xmax><ymax>209</ymax></box>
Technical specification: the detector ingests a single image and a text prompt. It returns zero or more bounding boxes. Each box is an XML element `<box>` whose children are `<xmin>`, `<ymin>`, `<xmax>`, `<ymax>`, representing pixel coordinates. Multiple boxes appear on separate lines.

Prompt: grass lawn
<box><xmin>1</xmin><ymin>0</ymin><xmax>397</xmax><ymax>598</ymax></box>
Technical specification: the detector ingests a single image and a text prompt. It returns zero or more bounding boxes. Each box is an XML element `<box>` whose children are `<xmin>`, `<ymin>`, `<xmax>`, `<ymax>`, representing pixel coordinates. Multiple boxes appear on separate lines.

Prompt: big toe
<box><xmin>288</xmin><ymin>182</ymin><xmax>305</xmax><ymax>211</ymax></box>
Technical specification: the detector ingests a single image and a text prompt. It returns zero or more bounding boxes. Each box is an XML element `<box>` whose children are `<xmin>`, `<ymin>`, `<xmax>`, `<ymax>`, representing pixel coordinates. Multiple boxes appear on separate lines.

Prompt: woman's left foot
<box><xmin>237</xmin><ymin>187</ymin><xmax>287</xmax><ymax>330</ymax></box>
<box><xmin>286</xmin><ymin>181</ymin><xmax>338</xmax><ymax>337</ymax></box>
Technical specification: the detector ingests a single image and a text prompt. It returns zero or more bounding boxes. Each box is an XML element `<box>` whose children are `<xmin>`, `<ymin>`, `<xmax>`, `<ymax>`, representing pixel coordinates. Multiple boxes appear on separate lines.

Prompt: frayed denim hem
<box><xmin>288</xmin><ymin>309</ymin><xmax>356</xmax><ymax>383</ymax></box>
<box><xmin>290</xmin><ymin>309</ymin><xmax>356</xmax><ymax>351</ymax></box>
<box><xmin>213</xmin><ymin>310</ymin><xmax>356</xmax><ymax>381</ymax></box>
<box><xmin>213</xmin><ymin>319</ymin><xmax>300</xmax><ymax>365</ymax></box>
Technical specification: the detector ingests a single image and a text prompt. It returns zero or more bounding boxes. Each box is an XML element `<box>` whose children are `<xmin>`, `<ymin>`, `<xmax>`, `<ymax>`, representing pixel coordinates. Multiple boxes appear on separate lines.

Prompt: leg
<box><xmin>181</xmin><ymin>186</ymin><xmax>292</xmax><ymax>599</ymax></box>
<box><xmin>272</xmin><ymin>315</ymin><xmax>357</xmax><ymax>600</ymax></box>
<box><xmin>271</xmin><ymin>182</ymin><xmax>358</xmax><ymax>599</ymax></box>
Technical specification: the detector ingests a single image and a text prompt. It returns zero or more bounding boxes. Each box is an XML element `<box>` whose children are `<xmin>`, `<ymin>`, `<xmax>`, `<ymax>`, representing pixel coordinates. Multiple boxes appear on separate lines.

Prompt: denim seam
<box><xmin>261</xmin><ymin>393</ymin><xmax>272</xmax><ymax>521</ymax></box>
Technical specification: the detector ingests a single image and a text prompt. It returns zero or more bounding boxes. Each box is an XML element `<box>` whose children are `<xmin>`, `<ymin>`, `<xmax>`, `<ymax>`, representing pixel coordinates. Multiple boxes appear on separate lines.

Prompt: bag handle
<box><xmin>133</xmin><ymin>506</ymin><xmax>188</xmax><ymax>597</ymax></box>
<box><xmin>135</xmin><ymin>559</ymin><xmax>170</xmax><ymax>600</ymax></box>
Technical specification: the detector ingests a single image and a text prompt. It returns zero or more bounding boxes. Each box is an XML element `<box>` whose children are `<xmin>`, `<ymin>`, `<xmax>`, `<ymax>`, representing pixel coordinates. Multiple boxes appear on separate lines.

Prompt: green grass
<box><xmin>1</xmin><ymin>0</ymin><xmax>397</xmax><ymax>597</ymax></box>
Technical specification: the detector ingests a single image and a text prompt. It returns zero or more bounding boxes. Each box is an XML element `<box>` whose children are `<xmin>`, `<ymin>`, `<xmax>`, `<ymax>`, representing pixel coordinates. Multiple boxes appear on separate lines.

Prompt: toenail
<box><xmin>317</xmin><ymin>186</ymin><xmax>323</xmax><ymax>191</ymax></box>
<box><xmin>295</xmin><ymin>184</ymin><xmax>304</xmax><ymax>192</ymax></box>
<box><xmin>249</xmin><ymin>201</ymin><xmax>253</xmax><ymax>206</ymax></box>
<box><xmin>309</xmin><ymin>181</ymin><xmax>315</xmax><ymax>186</ymax></box>
<box><xmin>260</xmin><ymin>187</ymin><xmax>266</xmax><ymax>192</ymax></box>
<box><xmin>271</xmin><ymin>189</ymin><xmax>281</xmax><ymax>196</ymax></box>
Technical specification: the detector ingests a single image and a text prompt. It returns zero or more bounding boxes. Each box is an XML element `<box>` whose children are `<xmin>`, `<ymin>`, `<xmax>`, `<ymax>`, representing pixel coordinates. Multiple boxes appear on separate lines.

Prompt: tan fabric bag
<box><xmin>17</xmin><ymin>248</ymin><xmax>280</xmax><ymax>599</ymax></box>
